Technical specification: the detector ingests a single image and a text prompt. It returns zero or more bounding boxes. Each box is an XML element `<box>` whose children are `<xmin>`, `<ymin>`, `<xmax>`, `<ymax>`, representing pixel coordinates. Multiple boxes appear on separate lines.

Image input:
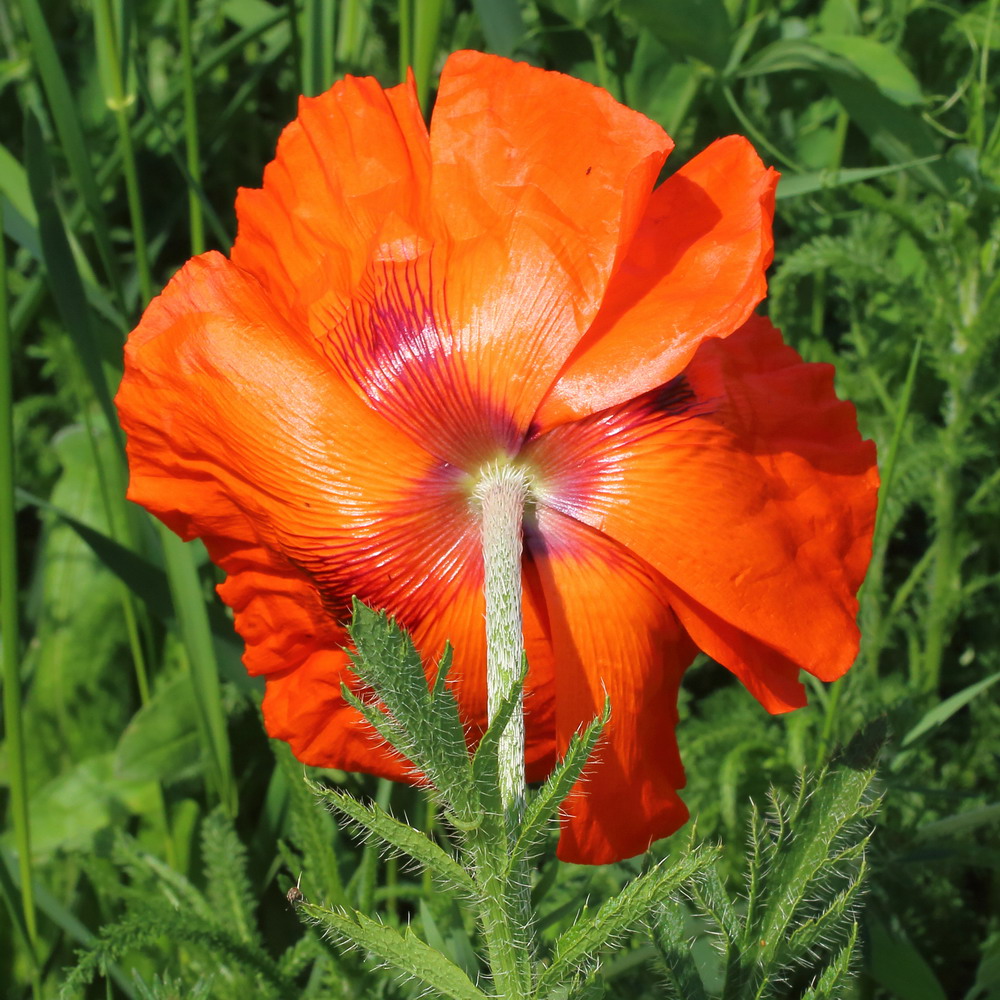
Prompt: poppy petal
<box><xmin>527</xmin><ymin>507</ymin><xmax>696</xmax><ymax>864</ymax></box>
<box><xmin>535</xmin><ymin>137</ymin><xmax>778</xmax><ymax>428</ymax></box>
<box><xmin>231</xmin><ymin>74</ymin><xmax>431</xmax><ymax>333</ymax></box>
<box><xmin>526</xmin><ymin>316</ymin><xmax>878</xmax><ymax>704</ymax></box>
<box><xmin>427</xmin><ymin>51</ymin><xmax>673</xmax><ymax>438</ymax></box>
<box><xmin>115</xmin><ymin>252</ymin><xmax>491</xmax><ymax>766</ymax></box>
<box><xmin>118</xmin><ymin>251</ymin><xmax>559</xmax><ymax>773</ymax></box>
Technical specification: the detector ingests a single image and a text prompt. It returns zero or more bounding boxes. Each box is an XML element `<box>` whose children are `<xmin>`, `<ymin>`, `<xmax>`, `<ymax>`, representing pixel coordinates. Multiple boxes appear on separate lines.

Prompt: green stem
<box><xmin>95</xmin><ymin>0</ymin><xmax>152</xmax><ymax>304</ymax></box>
<box><xmin>473</xmin><ymin>462</ymin><xmax>533</xmax><ymax>999</ymax></box>
<box><xmin>589</xmin><ymin>30</ymin><xmax>613</xmax><ymax>97</ymax></box>
<box><xmin>1</xmin><ymin>204</ymin><xmax>42</xmax><ymax>1000</ymax></box>
<box><xmin>398</xmin><ymin>0</ymin><xmax>412</xmax><ymax>82</ymax></box>
<box><xmin>177</xmin><ymin>0</ymin><xmax>204</xmax><ymax>255</ymax></box>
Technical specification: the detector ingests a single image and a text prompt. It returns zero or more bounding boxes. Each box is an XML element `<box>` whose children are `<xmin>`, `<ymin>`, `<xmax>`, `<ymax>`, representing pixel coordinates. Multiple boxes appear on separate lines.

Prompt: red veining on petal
<box><xmin>314</xmin><ymin>253</ymin><xmax>522</xmax><ymax>467</ymax></box>
<box><xmin>524</xmin><ymin>372</ymin><xmax>719</xmax><ymax>528</ymax></box>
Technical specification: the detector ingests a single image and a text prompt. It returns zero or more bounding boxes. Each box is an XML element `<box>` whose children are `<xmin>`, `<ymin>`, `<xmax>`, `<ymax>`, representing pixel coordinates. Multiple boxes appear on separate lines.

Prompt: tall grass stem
<box><xmin>95</xmin><ymin>0</ymin><xmax>152</xmax><ymax>304</ymax></box>
<box><xmin>178</xmin><ymin>0</ymin><xmax>205</xmax><ymax>255</ymax></box>
<box><xmin>0</xmin><ymin>206</ymin><xmax>42</xmax><ymax>997</ymax></box>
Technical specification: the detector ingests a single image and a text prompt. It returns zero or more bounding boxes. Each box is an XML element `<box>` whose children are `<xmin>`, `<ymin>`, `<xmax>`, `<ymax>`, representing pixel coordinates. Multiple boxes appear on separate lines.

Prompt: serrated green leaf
<box><xmin>303</xmin><ymin>904</ymin><xmax>488</xmax><ymax>1000</ymax></box>
<box><xmin>315</xmin><ymin>783</ymin><xmax>475</xmax><ymax>895</ymax></box>
<box><xmin>799</xmin><ymin>922</ymin><xmax>860</xmax><ymax>1000</ymax></box>
<box><xmin>273</xmin><ymin>743</ymin><xmax>349</xmax><ymax>910</ymax></box>
<box><xmin>510</xmin><ymin>703</ymin><xmax>608</xmax><ymax>869</ymax></box>
<box><xmin>753</xmin><ymin>766</ymin><xmax>877</xmax><ymax>956</ymax></box>
<box><xmin>538</xmin><ymin>846</ymin><xmax>716</xmax><ymax>999</ymax></box>
<box><xmin>784</xmin><ymin>858</ymin><xmax>868</xmax><ymax>959</ymax></box>
<box><xmin>651</xmin><ymin>902</ymin><xmax>709</xmax><ymax>1000</ymax></box>
<box><xmin>200</xmin><ymin>809</ymin><xmax>258</xmax><ymax>946</ymax></box>
<box><xmin>347</xmin><ymin>600</ymin><xmax>477</xmax><ymax>821</ymax></box>
<box><xmin>690</xmin><ymin>864</ymin><xmax>745</xmax><ymax>991</ymax></box>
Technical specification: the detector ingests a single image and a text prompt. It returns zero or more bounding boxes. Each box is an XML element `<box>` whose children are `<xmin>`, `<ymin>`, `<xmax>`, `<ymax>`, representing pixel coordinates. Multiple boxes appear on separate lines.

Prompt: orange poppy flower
<box><xmin>116</xmin><ymin>51</ymin><xmax>878</xmax><ymax>865</ymax></box>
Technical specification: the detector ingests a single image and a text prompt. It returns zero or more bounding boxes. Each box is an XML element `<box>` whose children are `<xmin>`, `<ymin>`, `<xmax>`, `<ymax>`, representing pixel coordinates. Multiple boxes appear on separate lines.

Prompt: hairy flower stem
<box><xmin>474</xmin><ymin>463</ymin><xmax>534</xmax><ymax>998</ymax></box>
<box><xmin>476</xmin><ymin>463</ymin><xmax>528</xmax><ymax>824</ymax></box>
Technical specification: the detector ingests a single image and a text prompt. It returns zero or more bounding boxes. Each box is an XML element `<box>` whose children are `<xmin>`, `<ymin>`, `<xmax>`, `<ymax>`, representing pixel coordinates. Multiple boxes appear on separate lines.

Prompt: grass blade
<box><xmin>160</xmin><ymin>528</ymin><xmax>237</xmax><ymax>815</ymax></box>
<box><xmin>178</xmin><ymin>0</ymin><xmax>205</xmax><ymax>254</ymax></box>
<box><xmin>0</xmin><ymin>199</ymin><xmax>41</xmax><ymax>996</ymax></box>
<box><xmin>18</xmin><ymin>0</ymin><xmax>124</xmax><ymax>307</ymax></box>
<box><xmin>413</xmin><ymin>0</ymin><xmax>446</xmax><ymax>110</ymax></box>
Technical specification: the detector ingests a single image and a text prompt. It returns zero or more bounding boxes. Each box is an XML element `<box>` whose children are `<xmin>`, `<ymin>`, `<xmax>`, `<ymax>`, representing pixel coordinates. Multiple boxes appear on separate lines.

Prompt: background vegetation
<box><xmin>1</xmin><ymin>0</ymin><xmax>998</xmax><ymax>997</ymax></box>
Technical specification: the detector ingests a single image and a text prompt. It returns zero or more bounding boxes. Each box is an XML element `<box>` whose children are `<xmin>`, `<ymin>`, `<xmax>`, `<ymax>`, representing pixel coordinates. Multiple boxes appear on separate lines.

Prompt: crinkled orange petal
<box><xmin>536</xmin><ymin>137</ymin><xmax>778</xmax><ymax>428</ymax></box>
<box><xmin>233</xmin><ymin>52</ymin><xmax>673</xmax><ymax>466</ymax></box>
<box><xmin>527</xmin><ymin>507</ymin><xmax>696</xmax><ymax>864</ymax></box>
<box><xmin>424</xmin><ymin>51</ymin><xmax>673</xmax><ymax>437</ymax></box>
<box><xmin>231</xmin><ymin>73</ymin><xmax>431</xmax><ymax>337</ymax></box>
<box><xmin>526</xmin><ymin>316</ymin><xmax>878</xmax><ymax>703</ymax></box>
<box><xmin>115</xmin><ymin>252</ymin><xmax>495</xmax><ymax>769</ymax></box>
<box><xmin>118</xmin><ymin>250</ymin><xmax>559</xmax><ymax>773</ymax></box>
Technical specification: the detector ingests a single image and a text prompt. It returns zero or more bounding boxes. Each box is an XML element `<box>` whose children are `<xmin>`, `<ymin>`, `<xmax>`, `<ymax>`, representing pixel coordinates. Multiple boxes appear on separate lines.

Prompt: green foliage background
<box><xmin>0</xmin><ymin>0</ymin><xmax>998</xmax><ymax>997</ymax></box>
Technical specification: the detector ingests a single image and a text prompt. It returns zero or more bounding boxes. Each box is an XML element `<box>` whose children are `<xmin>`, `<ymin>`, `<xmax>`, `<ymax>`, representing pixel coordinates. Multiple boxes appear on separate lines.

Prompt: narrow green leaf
<box><xmin>901</xmin><ymin>671</ymin><xmax>1000</xmax><ymax>747</ymax></box>
<box><xmin>872</xmin><ymin>338</ymin><xmax>923</xmax><ymax>551</ymax></box>
<box><xmin>0</xmin><ymin>143</ymin><xmax>36</xmax><ymax>229</ymax></box>
<box><xmin>777</xmin><ymin>158</ymin><xmax>941</xmax><ymax>199</ymax></box>
<box><xmin>25</xmin><ymin>115</ymin><xmax>119</xmax><ymax>437</ymax></box>
<box><xmin>538</xmin><ymin>847</ymin><xmax>717</xmax><ymax>999</ymax></box>
<box><xmin>0</xmin><ymin>196</ymin><xmax>38</xmax><ymax>977</ymax></box>
<box><xmin>19</xmin><ymin>0</ymin><xmax>123</xmax><ymax>303</ymax></box>
<box><xmin>17</xmin><ymin>487</ymin><xmax>171</xmax><ymax>613</ymax></box>
<box><xmin>315</xmin><ymin>783</ymin><xmax>476</xmax><ymax>895</ymax></box>
<box><xmin>826</xmin><ymin>73</ymin><xmax>948</xmax><ymax>193</ymax></box>
<box><xmin>810</xmin><ymin>34</ymin><xmax>923</xmax><ymax>106</ymax></box>
<box><xmin>303</xmin><ymin>904</ymin><xmax>489</xmax><ymax>1000</ymax></box>
<box><xmin>914</xmin><ymin>802</ymin><xmax>1000</xmax><ymax>842</ymax></box>
<box><xmin>160</xmin><ymin>528</ymin><xmax>236</xmax><ymax>815</ymax></box>
<box><xmin>739</xmin><ymin>38</ymin><xmax>948</xmax><ymax>192</ymax></box>
<box><xmin>866</xmin><ymin>913</ymin><xmax>947</xmax><ymax>1000</ymax></box>
<box><xmin>412</xmin><ymin>0</ymin><xmax>446</xmax><ymax>109</ymax></box>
